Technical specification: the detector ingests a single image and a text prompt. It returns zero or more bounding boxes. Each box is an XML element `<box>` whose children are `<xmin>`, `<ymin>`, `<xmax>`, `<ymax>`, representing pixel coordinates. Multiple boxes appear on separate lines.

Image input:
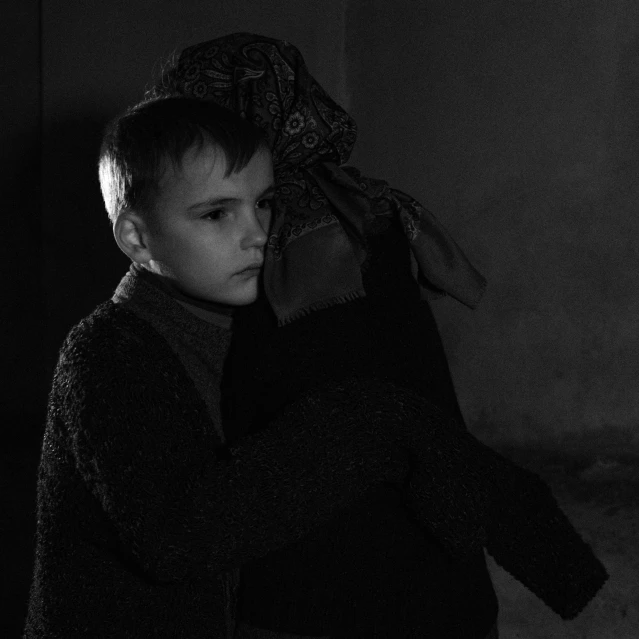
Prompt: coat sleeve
<box><xmin>401</xmin><ymin>432</ymin><xmax>609</xmax><ymax>618</ymax></box>
<box><xmin>484</xmin><ymin>458</ymin><xmax>608</xmax><ymax>619</ymax></box>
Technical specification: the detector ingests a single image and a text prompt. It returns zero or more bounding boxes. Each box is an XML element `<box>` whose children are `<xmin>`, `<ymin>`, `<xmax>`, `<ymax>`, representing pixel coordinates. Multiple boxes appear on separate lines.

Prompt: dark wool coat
<box><xmin>23</xmin><ymin>262</ymin><xmax>506</xmax><ymax>638</ymax></box>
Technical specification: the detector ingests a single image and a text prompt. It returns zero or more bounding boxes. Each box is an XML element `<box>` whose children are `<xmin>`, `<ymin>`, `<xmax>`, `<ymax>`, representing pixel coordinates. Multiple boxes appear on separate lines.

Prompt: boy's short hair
<box><xmin>98</xmin><ymin>96</ymin><xmax>269</xmax><ymax>223</ymax></box>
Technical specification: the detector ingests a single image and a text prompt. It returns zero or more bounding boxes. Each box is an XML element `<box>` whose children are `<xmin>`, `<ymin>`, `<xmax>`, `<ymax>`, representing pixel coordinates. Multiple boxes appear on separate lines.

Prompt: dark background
<box><xmin>3</xmin><ymin>0</ymin><xmax>639</xmax><ymax>635</ymax></box>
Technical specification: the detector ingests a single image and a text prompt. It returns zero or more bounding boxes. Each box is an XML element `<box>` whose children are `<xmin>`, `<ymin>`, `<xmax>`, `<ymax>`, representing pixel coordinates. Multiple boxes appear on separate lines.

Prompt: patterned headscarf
<box><xmin>152</xmin><ymin>32</ymin><xmax>486</xmax><ymax>325</ymax></box>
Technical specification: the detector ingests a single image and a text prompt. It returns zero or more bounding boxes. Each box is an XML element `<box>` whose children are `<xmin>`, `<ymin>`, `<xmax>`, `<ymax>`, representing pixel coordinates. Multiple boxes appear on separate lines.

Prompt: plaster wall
<box><xmin>347</xmin><ymin>0</ymin><xmax>639</xmax><ymax>453</ymax></box>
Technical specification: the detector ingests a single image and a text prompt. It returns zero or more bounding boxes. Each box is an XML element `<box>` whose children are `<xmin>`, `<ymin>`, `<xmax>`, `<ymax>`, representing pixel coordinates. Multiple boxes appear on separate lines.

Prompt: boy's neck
<box><xmin>132</xmin><ymin>262</ymin><xmax>235</xmax><ymax>318</ymax></box>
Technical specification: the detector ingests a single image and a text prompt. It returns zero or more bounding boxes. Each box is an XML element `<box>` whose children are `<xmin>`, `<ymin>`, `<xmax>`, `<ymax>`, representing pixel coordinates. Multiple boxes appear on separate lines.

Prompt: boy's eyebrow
<box><xmin>187</xmin><ymin>184</ymin><xmax>276</xmax><ymax>211</ymax></box>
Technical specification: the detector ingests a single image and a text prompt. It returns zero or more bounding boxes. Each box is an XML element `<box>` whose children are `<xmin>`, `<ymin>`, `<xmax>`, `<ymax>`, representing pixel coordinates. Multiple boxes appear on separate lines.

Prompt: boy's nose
<box><xmin>240</xmin><ymin>210</ymin><xmax>269</xmax><ymax>249</ymax></box>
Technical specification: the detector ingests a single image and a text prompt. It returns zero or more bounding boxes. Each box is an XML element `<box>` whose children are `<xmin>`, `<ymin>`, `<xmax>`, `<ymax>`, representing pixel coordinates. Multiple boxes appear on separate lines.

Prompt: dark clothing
<box><xmin>23</xmin><ymin>265</ymin><xmax>508</xmax><ymax>638</ymax></box>
<box><xmin>226</xmin><ymin>217</ymin><xmax>498</xmax><ymax>637</ymax></box>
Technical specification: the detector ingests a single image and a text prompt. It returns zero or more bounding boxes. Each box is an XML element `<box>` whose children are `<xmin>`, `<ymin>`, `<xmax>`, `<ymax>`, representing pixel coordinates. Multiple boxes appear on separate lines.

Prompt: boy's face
<box><xmin>142</xmin><ymin>144</ymin><xmax>274</xmax><ymax>306</ymax></box>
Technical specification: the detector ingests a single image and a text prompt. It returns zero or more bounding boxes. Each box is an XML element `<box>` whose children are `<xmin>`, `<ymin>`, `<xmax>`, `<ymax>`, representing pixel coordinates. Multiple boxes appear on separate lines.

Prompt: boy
<box><xmin>24</xmin><ymin>96</ymin><xmax>509</xmax><ymax>638</ymax></box>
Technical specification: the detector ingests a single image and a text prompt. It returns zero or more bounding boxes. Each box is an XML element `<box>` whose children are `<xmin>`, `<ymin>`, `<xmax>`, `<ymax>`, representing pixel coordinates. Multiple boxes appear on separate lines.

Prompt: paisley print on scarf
<box><xmin>150</xmin><ymin>32</ymin><xmax>486</xmax><ymax>325</ymax></box>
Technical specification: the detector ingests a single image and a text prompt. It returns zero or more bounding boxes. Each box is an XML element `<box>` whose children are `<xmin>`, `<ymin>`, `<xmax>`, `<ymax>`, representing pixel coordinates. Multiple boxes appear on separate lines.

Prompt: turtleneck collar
<box><xmin>130</xmin><ymin>262</ymin><xmax>234</xmax><ymax>330</ymax></box>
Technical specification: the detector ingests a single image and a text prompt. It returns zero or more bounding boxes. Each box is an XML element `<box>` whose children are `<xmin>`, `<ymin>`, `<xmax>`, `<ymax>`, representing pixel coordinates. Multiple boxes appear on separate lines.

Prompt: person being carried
<box><xmin>149</xmin><ymin>33</ymin><xmax>609</xmax><ymax>639</ymax></box>
<box><xmin>23</xmin><ymin>94</ymin><xmax>532</xmax><ymax>639</ymax></box>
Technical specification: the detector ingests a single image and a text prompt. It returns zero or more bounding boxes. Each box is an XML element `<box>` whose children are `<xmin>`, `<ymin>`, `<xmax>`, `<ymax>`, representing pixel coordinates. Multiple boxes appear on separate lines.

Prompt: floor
<box><xmin>5</xmin><ymin>422</ymin><xmax>639</xmax><ymax>637</ymax></box>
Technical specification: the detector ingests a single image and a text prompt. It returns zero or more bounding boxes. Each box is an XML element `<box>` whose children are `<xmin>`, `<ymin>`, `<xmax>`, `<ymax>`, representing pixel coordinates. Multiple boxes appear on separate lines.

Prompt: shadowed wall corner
<box><xmin>1</xmin><ymin>1</ymin><xmax>45</xmax><ymax>423</ymax></box>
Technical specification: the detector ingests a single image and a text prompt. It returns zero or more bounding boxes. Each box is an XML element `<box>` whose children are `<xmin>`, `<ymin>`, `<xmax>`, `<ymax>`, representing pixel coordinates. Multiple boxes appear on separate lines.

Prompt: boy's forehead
<box><xmin>163</xmin><ymin>142</ymin><xmax>227</xmax><ymax>181</ymax></box>
<box><xmin>163</xmin><ymin>142</ymin><xmax>272</xmax><ymax>182</ymax></box>
<box><xmin>155</xmin><ymin>145</ymin><xmax>227</xmax><ymax>201</ymax></box>
<box><xmin>156</xmin><ymin>143</ymin><xmax>273</xmax><ymax>207</ymax></box>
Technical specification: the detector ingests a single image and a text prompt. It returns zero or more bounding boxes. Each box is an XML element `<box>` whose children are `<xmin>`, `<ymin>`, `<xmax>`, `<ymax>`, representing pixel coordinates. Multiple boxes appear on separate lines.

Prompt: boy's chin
<box><xmin>171</xmin><ymin>279</ymin><xmax>259</xmax><ymax>307</ymax></box>
<box><xmin>223</xmin><ymin>282</ymin><xmax>260</xmax><ymax>306</ymax></box>
<box><xmin>230</xmin><ymin>294</ymin><xmax>259</xmax><ymax>306</ymax></box>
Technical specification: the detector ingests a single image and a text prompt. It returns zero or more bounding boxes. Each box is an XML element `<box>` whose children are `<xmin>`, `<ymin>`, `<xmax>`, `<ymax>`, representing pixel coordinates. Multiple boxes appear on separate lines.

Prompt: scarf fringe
<box><xmin>277</xmin><ymin>289</ymin><xmax>366</xmax><ymax>327</ymax></box>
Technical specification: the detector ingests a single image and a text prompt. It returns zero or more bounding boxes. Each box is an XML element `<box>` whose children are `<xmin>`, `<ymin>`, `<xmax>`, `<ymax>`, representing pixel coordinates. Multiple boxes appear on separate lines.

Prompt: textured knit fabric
<box><xmin>112</xmin><ymin>263</ymin><xmax>232</xmax><ymax>440</ymax></box>
<box><xmin>224</xmin><ymin>216</ymin><xmax>609</xmax><ymax>636</ymax></box>
<box><xmin>24</xmin><ymin>266</ymin><xmax>517</xmax><ymax>638</ymax></box>
<box><xmin>151</xmin><ymin>32</ymin><xmax>487</xmax><ymax>325</ymax></box>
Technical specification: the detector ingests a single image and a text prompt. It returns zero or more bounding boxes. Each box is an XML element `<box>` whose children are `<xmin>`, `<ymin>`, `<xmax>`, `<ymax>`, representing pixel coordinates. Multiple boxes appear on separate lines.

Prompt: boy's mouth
<box><xmin>236</xmin><ymin>262</ymin><xmax>263</xmax><ymax>276</ymax></box>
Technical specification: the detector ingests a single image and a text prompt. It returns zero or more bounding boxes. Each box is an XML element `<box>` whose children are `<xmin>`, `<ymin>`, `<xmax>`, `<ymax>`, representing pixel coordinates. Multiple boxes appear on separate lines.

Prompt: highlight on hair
<box><xmin>98</xmin><ymin>96</ymin><xmax>269</xmax><ymax>223</ymax></box>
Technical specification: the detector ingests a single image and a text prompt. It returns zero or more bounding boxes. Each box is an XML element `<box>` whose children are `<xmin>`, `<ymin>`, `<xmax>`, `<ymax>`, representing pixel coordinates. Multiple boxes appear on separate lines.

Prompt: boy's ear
<box><xmin>113</xmin><ymin>211</ymin><xmax>153</xmax><ymax>264</ymax></box>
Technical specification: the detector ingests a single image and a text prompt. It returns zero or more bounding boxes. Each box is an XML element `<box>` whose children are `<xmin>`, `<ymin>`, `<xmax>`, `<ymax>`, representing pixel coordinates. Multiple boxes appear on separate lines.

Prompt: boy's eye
<box><xmin>257</xmin><ymin>198</ymin><xmax>274</xmax><ymax>210</ymax></box>
<box><xmin>202</xmin><ymin>209</ymin><xmax>226</xmax><ymax>221</ymax></box>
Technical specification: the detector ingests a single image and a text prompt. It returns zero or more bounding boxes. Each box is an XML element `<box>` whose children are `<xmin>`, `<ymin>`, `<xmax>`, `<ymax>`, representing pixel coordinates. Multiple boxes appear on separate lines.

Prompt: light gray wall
<box><xmin>347</xmin><ymin>0</ymin><xmax>639</xmax><ymax>454</ymax></box>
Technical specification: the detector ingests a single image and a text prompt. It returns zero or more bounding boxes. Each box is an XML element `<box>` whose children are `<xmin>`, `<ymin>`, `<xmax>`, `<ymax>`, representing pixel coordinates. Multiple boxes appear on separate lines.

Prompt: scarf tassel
<box><xmin>276</xmin><ymin>289</ymin><xmax>366</xmax><ymax>327</ymax></box>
